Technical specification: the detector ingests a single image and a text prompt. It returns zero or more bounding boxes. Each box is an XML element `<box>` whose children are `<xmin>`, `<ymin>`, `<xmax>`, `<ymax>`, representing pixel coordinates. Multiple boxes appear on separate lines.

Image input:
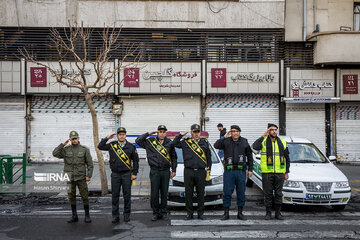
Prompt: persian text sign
<box><xmin>211</xmin><ymin>68</ymin><xmax>226</xmax><ymax>88</ymax></box>
<box><xmin>30</xmin><ymin>67</ymin><xmax>47</xmax><ymax>87</ymax></box>
<box><xmin>124</xmin><ymin>68</ymin><xmax>139</xmax><ymax>87</ymax></box>
<box><xmin>343</xmin><ymin>75</ymin><xmax>358</xmax><ymax>94</ymax></box>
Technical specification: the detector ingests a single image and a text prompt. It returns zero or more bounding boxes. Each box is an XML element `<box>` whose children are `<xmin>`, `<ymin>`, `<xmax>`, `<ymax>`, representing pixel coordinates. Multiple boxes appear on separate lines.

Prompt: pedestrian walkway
<box><xmin>169</xmin><ymin>208</ymin><xmax>360</xmax><ymax>239</ymax></box>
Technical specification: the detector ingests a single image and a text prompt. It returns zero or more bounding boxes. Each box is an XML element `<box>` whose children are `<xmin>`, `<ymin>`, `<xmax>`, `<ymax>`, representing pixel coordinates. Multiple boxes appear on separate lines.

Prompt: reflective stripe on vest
<box><xmin>260</xmin><ymin>137</ymin><xmax>287</xmax><ymax>173</ymax></box>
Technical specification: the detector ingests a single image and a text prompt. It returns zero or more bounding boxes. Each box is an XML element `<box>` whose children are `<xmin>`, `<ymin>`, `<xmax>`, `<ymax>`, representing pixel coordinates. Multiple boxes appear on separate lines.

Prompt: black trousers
<box><xmin>184</xmin><ymin>168</ymin><xmax>206</xmax><ymax>215</ymax></box>
<box><xmin>150</xmin><ymin>168</ymin><xmax>170</xmax><ymax>216</ymax></box>
<box><xmin>111</xmin><ymin>171</ymin><xmax>131</xmax><ymax>218</ymax></box>
<box><xmin>262</xmin><ymin>173</ymin><xmax>285</xmax><ymax>208</ymax></box>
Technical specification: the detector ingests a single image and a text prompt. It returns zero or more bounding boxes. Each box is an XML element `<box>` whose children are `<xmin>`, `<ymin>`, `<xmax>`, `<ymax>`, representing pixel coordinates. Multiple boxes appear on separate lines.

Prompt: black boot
<box><xmin>275</xmin><ymin>205</ymin><xmax>284</xmax><ymax>220</ymax></box>
<box><xmin>67</xmin><ymin>204</ymin><xmax>78</xmax><ymax>223</ymax></box>
<box><xmin>264</xmin><ymin>207</ymin><xmax>272</xmax><ymax>220</ymax></box>
<box><xmin>221</xmin><ymin>207</ymin><xmax>229</xmax><ymax>220</ymax></box>
<box><xmin>237</xmin><ymin>206</ymin><xmax>246</xmax><ymax>220</ymax></box>
<box><xmin>84</xmin><ymin>205</ymin><xmax>92</xmax><ymax>223</ymax></box>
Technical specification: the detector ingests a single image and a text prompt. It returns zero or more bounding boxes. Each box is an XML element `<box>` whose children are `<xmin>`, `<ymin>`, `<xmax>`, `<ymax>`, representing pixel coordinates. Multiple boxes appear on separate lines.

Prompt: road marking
<box><xmin>0</xmin><ymin>210</ymin><xmax>153</xmax><ymax>216</ymax></box>
<box><xmin>352</xmin><ymin>187</ymin><xmax>360</xmax><ymax>192</ymax></box>
<box><xmin>171</xmin><ymin>219</ymin><xmax>360</xmax><ymax>226</ymax></box>
<box><xmin>171</xmin><ymin>231</ymin><xmax>360</xmax><ymax>239</ymax></box>
<box><xmin>170</xmin><ymin>210</ymin><xmax>360</xmax><ymax>217</ymax></box>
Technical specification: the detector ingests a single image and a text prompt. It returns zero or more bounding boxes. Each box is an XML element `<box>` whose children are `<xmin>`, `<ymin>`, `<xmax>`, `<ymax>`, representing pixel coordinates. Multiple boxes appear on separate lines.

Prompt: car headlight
<box><xmin>283</xmin><ymin>180</ymin><xmax>300</xmax><ymax>188</ymax></box>
<box><xmin>211</xmin><ymin>176</ymin><xmax>223</xmax><ymax>185</ymax></box>
<box><xmin>335</xmin><ymin>181</ymin><xmax>349</xmax><ymax>188</ymax></box>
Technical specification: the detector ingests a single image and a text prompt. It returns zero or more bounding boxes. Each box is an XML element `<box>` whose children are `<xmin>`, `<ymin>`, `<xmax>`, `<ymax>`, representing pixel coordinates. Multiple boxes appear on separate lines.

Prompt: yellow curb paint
<box><xmin>352</xmin><ymin>187</ymin><xmax>360</xmax><ymax>192</ymax></box>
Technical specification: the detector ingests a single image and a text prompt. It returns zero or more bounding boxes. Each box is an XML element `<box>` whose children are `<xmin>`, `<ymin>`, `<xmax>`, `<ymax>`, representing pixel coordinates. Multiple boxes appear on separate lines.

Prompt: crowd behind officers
<box><xmin>55</xmin><ymin>122</ymin><xmax>289</xmax><ymax>224</ymax></box>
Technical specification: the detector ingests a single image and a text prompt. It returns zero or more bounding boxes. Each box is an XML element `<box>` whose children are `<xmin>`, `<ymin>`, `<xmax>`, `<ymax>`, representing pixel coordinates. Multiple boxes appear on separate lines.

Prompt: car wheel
<box><xmin>246</xmin><ymin>178</ymin><xmax>254</xmax><ymax>187</ymax></box>
<box><xmin>331</xmin><ymin>205</ymin><xmax>346</xmax><ymax>211</ymax></box>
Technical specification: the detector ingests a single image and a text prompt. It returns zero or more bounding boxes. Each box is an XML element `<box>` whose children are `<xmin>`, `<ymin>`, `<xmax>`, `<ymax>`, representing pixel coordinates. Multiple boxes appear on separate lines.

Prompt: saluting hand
<box><xmin>225</xmin><ymin>131</ymin><xmax>231</xmax><ymax>138</ymax></box>
<box><xmin>149</xmin><ymin>131</ymin><xmax>158</xmax><ymax>135</ymax></box>
<box><xmin>107</xmin><ymin>133</ymin><xmax>116</xmax><ymax>139</ymax></box>
<box><xmin>182</xmin><ymin>131</ymin><xmax>190</xmax><ymax>135</ymax></box>
<box><xmin>63</xmin><ymin>138</ymin><xmax>70</xmax><ymax>145</ymax></box>
<box><xmin>262</xmin><ymin>129</ymin><xmax>270</xmax><ymax>138</ymax></box>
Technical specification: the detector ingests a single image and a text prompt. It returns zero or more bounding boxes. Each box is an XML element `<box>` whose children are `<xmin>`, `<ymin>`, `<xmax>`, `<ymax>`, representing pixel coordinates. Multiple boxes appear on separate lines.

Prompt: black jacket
<box><xmin>135</xmin><ymin>132</ymin><xmax>177</xmax><ymax>171</ymax></box>
<box><xmin>98</xmin><ymin>138</ymin><xmax>139</xmax><ymax>175</ymax></box>
<box><xmin>214</xmin><ymin>137</ymin><xmax>254</xmax><ymax>171</ymax></box>
<box><xmin>252</xmin><ymin>136</ymin><xmax>290</xmax><ymax>173</ymax></box>
<box><xmin>172</xmin><ymin>134</ymin><xmax>212</xmax><ymax>170</ymax></box>
<box><xmin>220</xmin><ymin>128</ymin><xmax>227</xmax><ymax>138</ymax></box>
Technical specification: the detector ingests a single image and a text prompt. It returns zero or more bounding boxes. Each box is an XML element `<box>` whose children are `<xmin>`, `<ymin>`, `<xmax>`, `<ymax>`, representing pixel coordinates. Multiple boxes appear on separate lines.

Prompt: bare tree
<box><xmin>21</xmin><ymin>22</ymin><xmax>141</xmax><ymax>196</ymax></box>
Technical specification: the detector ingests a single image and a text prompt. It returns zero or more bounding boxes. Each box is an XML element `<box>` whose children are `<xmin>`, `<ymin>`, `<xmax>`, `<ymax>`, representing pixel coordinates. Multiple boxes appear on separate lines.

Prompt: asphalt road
<box><xmin>0</xmin><ymin>163</ymin><xmax>359</xmax><ymax>239</ymax></box>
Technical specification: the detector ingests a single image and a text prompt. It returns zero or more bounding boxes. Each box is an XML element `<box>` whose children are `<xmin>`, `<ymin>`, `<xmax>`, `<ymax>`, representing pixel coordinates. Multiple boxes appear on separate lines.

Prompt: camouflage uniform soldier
<box><xmin>53</xmin><ymin>131</ymin><xmax>94</xmax><ymax>223</ymax></box>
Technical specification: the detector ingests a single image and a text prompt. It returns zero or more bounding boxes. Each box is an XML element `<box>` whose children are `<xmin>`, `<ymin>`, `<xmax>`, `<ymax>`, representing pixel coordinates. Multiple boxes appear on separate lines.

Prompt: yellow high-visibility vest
<box><xmin>260</xmin><ymin>137</ymin><xmax>287</xmax><ymax>173</ymax></box>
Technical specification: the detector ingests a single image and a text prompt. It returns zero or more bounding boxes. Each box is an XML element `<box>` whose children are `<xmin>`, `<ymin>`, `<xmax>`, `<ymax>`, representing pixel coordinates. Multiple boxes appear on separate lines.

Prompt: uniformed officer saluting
<box><xmin>172</xmin><ymin>124</ymin><xmax>212</xmax><ymax>220</ymax></box>
<box><xmin>136</xmin><ymin>125</ymin><xmax>177</xmax><ymax>221</ymax></box>
<box><xmin>252</xmin><ymin>123</ymin><xmax>290</xmax><ymax>220</ymax></box>
<box><xmin>52</xmin><ymin>131</ymin><xmax>94</xmax><ymax>223</ymax></box>
<box><xmin>214</xmin><ymin>125</ymin><xmax>253</xmax><ymax>220</ymax></box>
<box><xmin>98</xmin><ymin>127</ymin><xmax>139</xmax><ymax>224</ymax></box>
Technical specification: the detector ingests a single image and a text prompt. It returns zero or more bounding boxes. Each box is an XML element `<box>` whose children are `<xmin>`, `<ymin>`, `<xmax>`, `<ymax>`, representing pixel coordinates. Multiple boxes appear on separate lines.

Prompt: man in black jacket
<box><xmin>214</xmin><ymin>125</ymin><xmax>253</xmax><ymax>220</ymax></box>
<box><xmin>98</xmin><ymin>127</ymin><xmax>139</xmax><ymax>224</ymax></box>
<box><xmin>172</xmin><ymin>124</ymin><xmax>212</xmax><ymax>220</ymax></box>
<box><xmin>136</xmin><ymin>125</ymin><xmax>177</xmax><ymax>221</ymax></box>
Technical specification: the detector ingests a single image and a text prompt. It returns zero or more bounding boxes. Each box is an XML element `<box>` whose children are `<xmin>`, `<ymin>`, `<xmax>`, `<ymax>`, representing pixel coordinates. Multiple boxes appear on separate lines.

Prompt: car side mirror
<box><xmin>255</xmin><ymin>154</ymin><xmax>260</xmax><ymax>160</ymax></box>
<box><xmin>329</xmin><ymin>156</ymin><xmax>337</xmax><ymax>163</ymax></box>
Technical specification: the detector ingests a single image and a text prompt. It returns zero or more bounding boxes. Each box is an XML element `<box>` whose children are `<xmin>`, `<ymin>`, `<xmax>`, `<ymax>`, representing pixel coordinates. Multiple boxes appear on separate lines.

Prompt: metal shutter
<box><xmin>205</xmin><ymin>94</ymin><xmax>279</xmax><ymax>146</ymax></box>
<box><xmin>336</xmin><ymin>103</ymin><xmax>360</xmax><ymax>162</ymax></box>
<box><xmin>286</xmin><ymin>103</ymin><xmax>326</xmax><ymax>153</ymax></box>
<box><xmin>30</xmin><ymin>96</ymin><xmax>115</xmax><ymax>162</ymax></box>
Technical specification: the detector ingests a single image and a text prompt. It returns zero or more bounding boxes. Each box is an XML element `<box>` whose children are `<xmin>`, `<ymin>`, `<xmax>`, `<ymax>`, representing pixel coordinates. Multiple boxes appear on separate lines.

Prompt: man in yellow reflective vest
<box><xmin>252</xmin><ymin>123</ymin><xmax>290</xmax><ymax>220</ymax></box>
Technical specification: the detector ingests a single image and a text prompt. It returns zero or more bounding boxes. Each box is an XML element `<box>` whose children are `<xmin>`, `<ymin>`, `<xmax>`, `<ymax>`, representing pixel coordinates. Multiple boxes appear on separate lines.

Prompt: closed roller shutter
<box><xmin>336</xmin><ymin>103</ymin><xmax>360</xmax><ymax>162</ymax></box>
<box><xmin>0</xmin><ymin>97</ymin><xmax>26</xmax><ymax>156</ymax></box>
<box><xmin>205</xmin><ymin>94</ymin><xmax>279</xmax><ymax>146</ymax></box>
<box><xmin>120</xmin><ymin>95</ymin><xmax>201</xmax><ymax>158</ymax></box>
<box><xmin>286</xmin><ymin>103</ymin><xmax>326</xmax><ymax>153</ymax></box>
<box><xmin>30</xmin><ymin>96</ymin><xmax>115</xmax><ymax>162</ymax></box>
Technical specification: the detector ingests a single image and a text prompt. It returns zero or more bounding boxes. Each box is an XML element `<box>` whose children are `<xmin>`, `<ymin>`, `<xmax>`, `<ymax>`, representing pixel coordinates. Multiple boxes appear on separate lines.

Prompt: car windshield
<box><xmin>175</xmin><ymin>145</ymin><xmax>220</xmax><ymax>164</ymax></box>
<box><xmin>288</xmin><ymin>143</ymin><xmax>328</xmax><ymax>163</ymax></box>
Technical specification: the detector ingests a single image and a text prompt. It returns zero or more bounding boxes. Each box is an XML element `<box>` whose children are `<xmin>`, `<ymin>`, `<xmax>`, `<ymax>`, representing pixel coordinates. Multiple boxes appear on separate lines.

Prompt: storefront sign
<box><xmin>231</xmin><ymin>73</ymin><xmax>275</xmax><ymax>82</ymax></box>
<box><xmin>51</xmin><ymin>69</ymin><xmax>91</xmax><ymax>77</ymax></box>
<box><xmin>283</xmin><ymin>97</ymin><xmax>340</xmax><ymax>103</ymax></box>
<box><xmin>30</xmin><ymin>67</ymin><xmax>47</xmax><ymax>87</ymax></box>
<box><xmin>291</xmin><ymin>81</ymin><xmax>334</xmax><ymax>90</ymax></box>
<box><xmin>143</xmin><ymin>68</ymin><xmax>173</xmax><ymax>81</ymax></box>
<box><xmin>211</xmin><ymin>68</ymin><xmax>226</xmax><ymax>88</ymax></box>
<box><xmin>343</xmin><ymin>75</ymin><xmax>358</xmax><ymax>94</ymax></box>
<box><xmin>124</xmin><ymin>68</ymin><xmax>139</xmax><ymax>87</ymax></box>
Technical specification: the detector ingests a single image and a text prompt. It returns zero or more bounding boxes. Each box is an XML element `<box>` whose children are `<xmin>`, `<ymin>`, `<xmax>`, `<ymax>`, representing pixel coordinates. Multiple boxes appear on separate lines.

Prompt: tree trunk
<box><xmin>84</xmin><ymin>93</ymin><xmax>109</xmax><ymax>196</ymax></box>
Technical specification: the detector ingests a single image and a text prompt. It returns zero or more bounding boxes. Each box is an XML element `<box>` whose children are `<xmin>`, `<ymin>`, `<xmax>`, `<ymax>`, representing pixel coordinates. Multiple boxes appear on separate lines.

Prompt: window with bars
<box><xmin>0</xmin><ymin>28</ymin><xmax>285</xmax><ymax>63</ymax></box>
<box><xmin>354</xmin><ymin>3</ymin><xmax>360</xmax><ymax>31</ymax></box>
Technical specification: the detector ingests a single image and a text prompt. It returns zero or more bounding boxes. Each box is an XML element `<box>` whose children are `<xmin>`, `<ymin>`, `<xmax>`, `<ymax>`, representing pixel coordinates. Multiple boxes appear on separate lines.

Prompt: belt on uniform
<box><xmin>185</xmin><ymin>167</ymin><xmax>205</xmax><ymax>171</ymax></box>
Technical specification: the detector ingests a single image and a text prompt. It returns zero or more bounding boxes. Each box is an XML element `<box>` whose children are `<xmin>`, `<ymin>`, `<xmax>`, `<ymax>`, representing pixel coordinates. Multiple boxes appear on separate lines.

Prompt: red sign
<box><xmin>124</xmin><ymin>68</ymin><xmax>139</xmax><ymax>87</ymax></box>
<box><xmin>343</xmin><ymin>75</ymin><xmax>358</xmax><ymax>94</ymax></box>
<box><xmin>293</xmin><ymin>89</ymin><xmax>299</xmax><ymax>97</ymax></box>
<box><xmin>211</xmin><ymin>68</ymin><xmax>226</xmax><ymax>88</ymax></box>
<box><xmin>30</xmin><ymin>67</ymin><xmax>47</xmax><ymax>87</ymax></box>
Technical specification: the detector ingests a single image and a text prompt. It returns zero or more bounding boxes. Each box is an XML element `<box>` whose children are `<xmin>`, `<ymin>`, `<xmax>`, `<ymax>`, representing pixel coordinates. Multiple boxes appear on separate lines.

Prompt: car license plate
<box><xmin>306</xmin><ymin>194</ymin><xmax>331</xmax><ymax>200</ymax></box>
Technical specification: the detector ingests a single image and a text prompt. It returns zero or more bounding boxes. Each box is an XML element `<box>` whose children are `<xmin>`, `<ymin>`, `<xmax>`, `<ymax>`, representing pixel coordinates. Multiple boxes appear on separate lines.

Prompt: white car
<box><xmin>249</xmin><ymin>136</ymin><xmax>351</xmax><ymax>211</ymax></box>
<box><xmin>167</xmin><ymin>132</ymin><xmax>224</xmax><ymax>206</ymax></box>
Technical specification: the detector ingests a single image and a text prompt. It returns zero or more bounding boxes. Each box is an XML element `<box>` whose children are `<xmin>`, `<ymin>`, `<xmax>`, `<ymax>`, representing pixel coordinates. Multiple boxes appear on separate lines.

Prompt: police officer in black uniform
<box><xmin>214</xmin><ymin>125</ymin><xmax>253</xmax><ymax>220</ymax></box>
<box><xmin>172</xmin><ymin>124</ymin><xmax>212</xmax><ymax>220</ymax></box>
<box><xmin>98</xmin><ymin>127</ymin><xmax>139</xmax><ymax>224</ymax></box>
<box><xmin>136</xmin><ymin>125</ymin><xmax>177</xmax><ymax>221</ymax></box>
